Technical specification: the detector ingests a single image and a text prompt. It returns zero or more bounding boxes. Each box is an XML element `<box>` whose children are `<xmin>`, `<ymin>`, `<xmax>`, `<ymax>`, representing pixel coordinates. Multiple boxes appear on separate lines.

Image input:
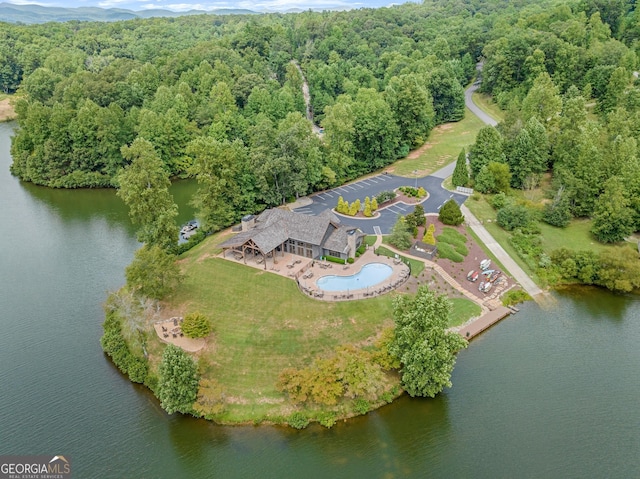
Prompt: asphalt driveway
<box><xmin>293</xmin><ymin>165</ymin><xmax>468</xmax><ymax>234</ymax></box>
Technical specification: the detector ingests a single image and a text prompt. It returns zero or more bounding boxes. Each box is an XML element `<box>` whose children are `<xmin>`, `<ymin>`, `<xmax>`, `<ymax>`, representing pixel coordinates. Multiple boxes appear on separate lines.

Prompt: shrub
<box><xmin>288</xmin><ymin>412</ymin><xmax>310</xmax><ymax>429</ymax></box>
<box><xmin>324</xmin><ymin>255</ymin><xmax>346</xmax><ymax>264</ymax></box>
<box><xmin>501</xmin><ymin>289</ymin><xmax>531</xmax><ymax>306</ymax></box>
<box><xmin>347</xmin><ymin>257</ymin><xmax>355</xmax><ymax>264</ymax></box>
<box><xmin>417</xmin><ymin>187</ymin><xmax>426</xmax><ymax>197</ymax></box>
<box><xmin>353</xmin><ymin>398</ymin><xmax>370</xmax><ymax>415</ymax></box>
<box><xmin>376</xmin><ymin>190</ymin><xmax>396</xmax><ymax>204</ymax></box>
<box><xmin>423</xmin><ymin>224</ymin><xmax>436</xmax><ymax>245</ymax></box>
<box><xmin>174</xmin><ymin>229</ymin><xmax>206</xmax><ymax>255</ymax></box>
<box><xmin>371</xmin><ymin>197</ymin><xmax>378</xmax><ymax>211</ymax></box>
<box><xmin>496</xmin><ymin>204</ymin><xmax>535</xmax><ymax>231</ymax></box>
<box><xmin>439</xmin><ymin>199</ymin><xmax>464</xmax><ymax>226</ymax></box>
<box><xmin>100</xmin><ymin>310</ymin><xmax>149</xmax><ymax>384</ymax></box>
<box><xmin>181</xmin><ymin>311</ymin><xmax>212</xmax><ymax>338</ymax></box>
<box><xmin>316</xmin><ymin>411</ymin><xmax>337</xmax><ymax>428</ymax></box>
<box><xmin>490</xmin><ymin>192</ymin><xmax>509</xmax><ymax>210</ymax></box>
<box><xmin>437</xmin><ymin>242</ymin><xmax>464</xmax><ymax>262</ymax></box>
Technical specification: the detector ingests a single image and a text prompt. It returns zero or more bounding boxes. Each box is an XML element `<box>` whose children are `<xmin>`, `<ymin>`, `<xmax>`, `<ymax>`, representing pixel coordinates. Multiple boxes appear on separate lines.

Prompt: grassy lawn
<box><xmin>376</xmin><ymin>244</ymin><xmax>425</xmax><ymax>276</ymax></box>
<box><xmin>392</xmin><ymin>107</ymin><xmax>485</xmax><ymax>177</ymax></box>
<box><xmin>465</xmin><ymin>196</ymin><xmax>543</xmax><ymax>284</ymax></box>
<box><xmin>538</xmin><ymin>220</ymin><xmax>612</xmax><ymax>254</ymax></box>
<box><xmin>449</xmin><ymin>298</ymin><xmax>482</xmax><ymax>327</ymax></box>
<box><xmin>149</xmin><ymin>234</ymin><xmax>396</xmax><ymax>422</ymax></box>
<box><xmin>471</xmin><ymin>92</ymin><xmax>505</xmax><ymax>122</ymax></box>
<box><xmin>364</xmin><ymin>235</ymin><xmax>378</xmax><ymax>247</ymax></box>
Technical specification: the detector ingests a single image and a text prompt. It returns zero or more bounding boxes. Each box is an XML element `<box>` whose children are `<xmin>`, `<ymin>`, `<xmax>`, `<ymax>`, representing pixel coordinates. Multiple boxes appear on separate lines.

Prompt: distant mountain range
<box><xmin>0</xmin><ymin>2</ymin><xmax>259</xmax><ymax>24</ymax></box>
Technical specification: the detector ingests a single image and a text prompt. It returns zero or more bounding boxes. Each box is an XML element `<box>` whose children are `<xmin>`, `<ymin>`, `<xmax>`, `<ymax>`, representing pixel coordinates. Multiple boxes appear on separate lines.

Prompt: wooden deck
<box><xmin>458</xmin><ymin>306</ymin><xmax>512</xmax><ymax>340</ymax></box>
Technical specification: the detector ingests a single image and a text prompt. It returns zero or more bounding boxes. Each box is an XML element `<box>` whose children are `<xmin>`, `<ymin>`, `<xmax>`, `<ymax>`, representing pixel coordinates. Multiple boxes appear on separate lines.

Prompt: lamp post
<box><xmin>413</xmin><ymin>169</ymin><xmax>418</xmax><ymax>188</ymax></box>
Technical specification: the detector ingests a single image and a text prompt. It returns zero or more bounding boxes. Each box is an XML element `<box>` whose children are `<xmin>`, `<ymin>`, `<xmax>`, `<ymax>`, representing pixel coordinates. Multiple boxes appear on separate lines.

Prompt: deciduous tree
<box><xmin>158</xmin><ymin>344</ymin><xmax>199</xmax><ymax>415</ymax></box>
<box><xmin>389</xmin><ymin>286</ymin><xmax>467</xmax><ymax>398</ymax></box>
<box><xmin>117</xmin><ymin>137</ymin><xmax>179</xmax><ymax>250</ymax></box>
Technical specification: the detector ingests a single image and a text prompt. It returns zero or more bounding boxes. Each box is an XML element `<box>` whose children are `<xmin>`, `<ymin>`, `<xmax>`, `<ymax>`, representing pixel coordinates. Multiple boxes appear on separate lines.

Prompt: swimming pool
<box><xmin>316</xmin><ymin>263</ymin><xmax>393</xmax><ymax>292</ymax></box>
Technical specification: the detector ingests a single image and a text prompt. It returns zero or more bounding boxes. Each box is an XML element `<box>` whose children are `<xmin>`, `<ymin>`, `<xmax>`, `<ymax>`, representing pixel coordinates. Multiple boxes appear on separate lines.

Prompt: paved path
<box><xmin>461</xmin><ymin>204</ymin><xmax>543</xmax><ymax>298</ymax></box>
<box><xmin>462</xmin><ymin>70</ymin><xmax>544</xmax><ymax>299</ymax></box>
<box><xmin>465</xmin><ymin>83</ymin><xmax>497</xmax><ymax>127</ymax></box>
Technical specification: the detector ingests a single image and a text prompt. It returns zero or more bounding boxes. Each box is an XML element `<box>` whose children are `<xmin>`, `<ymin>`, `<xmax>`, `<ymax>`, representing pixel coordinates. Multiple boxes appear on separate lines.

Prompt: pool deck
<box><xmin>219</xmin><ymin>242</ymin><xmax>410</xmax><ymax>301</ymax></box>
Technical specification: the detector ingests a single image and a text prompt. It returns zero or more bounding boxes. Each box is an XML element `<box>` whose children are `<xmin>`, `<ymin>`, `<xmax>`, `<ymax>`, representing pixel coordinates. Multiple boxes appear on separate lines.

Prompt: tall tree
<box><xmin>351</xmin><ymin>88</ymin><xmax>400</xmax><ymax>174</ymax></box>
<box><xmin>188</xmin><ymin>137</ymin><xmax>250</xmax><ymax>232</ymax></box>
<box><xmin>125</xmin><ymin>245</ymin><xmax>182</xmax><ymax>300</ymax></box>
<box><xmin>385</xmin><ymin>74</ymin><xmax>435</xmax><ymax>148</ymax></box>
<box><xmin>469</xmin><ymin>126</ymin><xmax>504</xmax><ymax>178</ymax></box>
<box><xmin>591</xmin><ymin>176</ymin><xmax>634</xmax><ymax>243</ymax></box>
<box><xmin>117</xmin><ymin>137</ymin><xmax>178</xmax><ymax>250</ymax></box>
<box><xmin>389</xmin><ymin>286</ymin><xmax>467</xmax><ymax>398</ymax></box>
<box><xmin>452</xmin><ymin>148</ymin><xmax>469</xmax><ymax>187</ymax></box>
<box><xmin>521</xmin><ymin>72</ymin><xmax>562</xmax><ymax>124</ymax></box>
<box><xmin>158</xmin><ymin>344</ymin><xmax>199</xmax><ymax>415</ymax></box>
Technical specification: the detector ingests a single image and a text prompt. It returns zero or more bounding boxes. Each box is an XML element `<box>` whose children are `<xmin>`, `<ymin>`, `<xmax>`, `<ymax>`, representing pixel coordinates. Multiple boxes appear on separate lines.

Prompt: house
<box><xmin>220</xmin><ymin>208</ymin><xmax>366</xmax><ymax>268</ymax></box>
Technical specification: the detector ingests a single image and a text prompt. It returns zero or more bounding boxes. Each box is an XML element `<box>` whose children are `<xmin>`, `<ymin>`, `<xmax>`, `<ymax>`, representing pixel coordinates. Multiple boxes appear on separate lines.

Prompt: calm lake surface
<box><xmin>1</xmin><ymin>121</ymin><xmax>639</xmax><ymax>478</ymax></box>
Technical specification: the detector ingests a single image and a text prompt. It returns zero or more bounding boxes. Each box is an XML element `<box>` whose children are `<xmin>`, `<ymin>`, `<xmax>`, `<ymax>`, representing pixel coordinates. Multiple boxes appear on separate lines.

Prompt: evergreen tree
<box><xmin>423</xmin><ymin>224</ymin><xmax>436</xmax><ymax>245</ymax></box>
<box><xmin>469</xmin><ymin>126</ymin><xmax>504</xmax><ymax>178</ymax></box>
<box><xmin>388</xmin><ymin>216</ymin><xmax>413</xmax><ymax>250</ymax></box>
<box><xmin>452</xmin><ymin>148</ymin><xmax>469</xmax><ymax>187</ymax></box>
<box><xmin>439</xmin><ymin>199</ymin><xmax>464</xmax><ymax>226</ymax></box>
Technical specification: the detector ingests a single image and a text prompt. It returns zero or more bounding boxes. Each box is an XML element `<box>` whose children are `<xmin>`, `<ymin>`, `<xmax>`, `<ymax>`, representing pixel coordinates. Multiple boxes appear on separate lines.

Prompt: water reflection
<box><xmin>555</xmin><ymin>285</ymin><xmax>631</xmax><ymax>321</ymax></box>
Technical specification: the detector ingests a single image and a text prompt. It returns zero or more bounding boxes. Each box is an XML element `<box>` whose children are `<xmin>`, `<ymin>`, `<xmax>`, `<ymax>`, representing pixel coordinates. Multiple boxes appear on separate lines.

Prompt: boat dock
<box><xmin>458</xmin><ymin>306</ymin><xmax>513</xmax><ymax>340</ymax></box>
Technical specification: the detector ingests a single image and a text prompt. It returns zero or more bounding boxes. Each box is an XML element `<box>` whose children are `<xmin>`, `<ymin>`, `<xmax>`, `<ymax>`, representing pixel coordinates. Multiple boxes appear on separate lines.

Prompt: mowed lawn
<box><xmin>393</xmin><ymin>107</ymin><xmax>485</xmax><ymax>177</ymax></box>
<box><xmin>160</xmin><ymin>236</ymin><xmax>395</xmax><ymax>416</ymax></box>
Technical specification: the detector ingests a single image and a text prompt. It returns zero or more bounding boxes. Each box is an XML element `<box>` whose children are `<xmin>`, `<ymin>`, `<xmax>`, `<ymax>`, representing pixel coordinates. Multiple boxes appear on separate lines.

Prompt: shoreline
<box><xmin>0</xmin><ymin>98</ymin><xmax>17</xmax><ymax>122</ymax></box>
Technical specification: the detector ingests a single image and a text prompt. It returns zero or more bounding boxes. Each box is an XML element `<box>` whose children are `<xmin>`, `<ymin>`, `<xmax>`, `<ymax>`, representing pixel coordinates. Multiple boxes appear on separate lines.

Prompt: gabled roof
<box><xmin>220</xmin><ymin>208</ymin><xmax>344</xmax><ymax>253</ymax></box>
<box><xmin>324</xmin><ymin>226</ymin><xmax>366</xmax><ymax>254</ymax></box>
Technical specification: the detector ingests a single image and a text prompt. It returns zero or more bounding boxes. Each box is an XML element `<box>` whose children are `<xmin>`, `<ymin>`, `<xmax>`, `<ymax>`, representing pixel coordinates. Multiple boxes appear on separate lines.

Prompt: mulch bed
<box><xmin>403</xmin><ymin>216</ymin><xmax>517</xmax><ymax>302</ymax></box>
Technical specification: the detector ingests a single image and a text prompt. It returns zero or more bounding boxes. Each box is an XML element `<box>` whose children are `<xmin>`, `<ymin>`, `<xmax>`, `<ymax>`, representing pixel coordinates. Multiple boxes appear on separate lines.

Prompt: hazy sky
<box><xmin>3</xmin><ymin>0</ymin><xmax>419</xmax><ymax>12</ymax></box>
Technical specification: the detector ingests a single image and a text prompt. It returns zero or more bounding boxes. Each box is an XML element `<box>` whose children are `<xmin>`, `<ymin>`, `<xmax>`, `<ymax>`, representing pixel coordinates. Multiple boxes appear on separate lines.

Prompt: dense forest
<box><xmin>4</xmin><ymin>0</ymin><xmax>640</xmax><ymax>239</ymax></box>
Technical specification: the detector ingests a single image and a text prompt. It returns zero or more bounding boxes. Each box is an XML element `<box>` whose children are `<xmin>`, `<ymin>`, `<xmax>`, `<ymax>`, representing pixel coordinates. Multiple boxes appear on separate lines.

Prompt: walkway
<box><xmin>461</xmin><ymin>204</ymin><xmax>543</xmax><ymax>298</ymax></box>
<box><xmin>462</xmin><ymin>71</ymin><xmax>543</xmax><ymax>299</ymax></box>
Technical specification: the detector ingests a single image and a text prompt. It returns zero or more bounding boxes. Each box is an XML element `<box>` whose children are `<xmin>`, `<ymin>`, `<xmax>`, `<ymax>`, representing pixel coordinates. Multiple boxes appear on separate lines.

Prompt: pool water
<box><xmin>316</xmin><ymin>263</ymin><xmax>393</xmax><ymax>292</ymax></box>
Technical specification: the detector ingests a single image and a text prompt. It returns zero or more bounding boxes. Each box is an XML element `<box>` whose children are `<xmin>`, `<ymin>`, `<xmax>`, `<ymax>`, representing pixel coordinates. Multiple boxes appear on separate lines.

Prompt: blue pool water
<box><xmin>316</xmin><ymin>263</ymin><xmax>393</xmax><ymax>291</ymax></box>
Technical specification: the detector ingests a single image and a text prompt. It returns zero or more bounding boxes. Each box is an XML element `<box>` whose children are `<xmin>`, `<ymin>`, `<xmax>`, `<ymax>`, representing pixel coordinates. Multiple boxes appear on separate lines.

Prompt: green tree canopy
<box><xmin>389</xmin><ymin>286</ymin><xmax>467</xmax><ymax>397</ymax></box>
<box><xmin>181</xmin><ymin>312</ymin><xmax>212</xmax><ymax>339</ymax></box>
<box><xmin>387</xmin><ymin>215</ymin><xmax>413</xmax><ymax>250</ymax></box>
<box><xmin>158</xmin><ymin>344</ymin><xmax>199</xmax><ymax>415</ymax></box>
<box><xmin>591</xmin><ymin>176</ymin><xmax>635</xmax><ymax>243</ymax></box>
<box><xmin>439</xmin><ymin>199</ymin><xmax>464</xmax><ymax>226</ymax></box>
<box><xmin>452</xmin><ymin>148</ymin><xmax>469</xmax><ymax>187</ymax></box>
<box><xmin>469</xmin><ymin>126</ymin><xmax>504</xmax><ymax>178</ymax></box>
<box><xmin>117</xmin><ymin>137</ymin><xmax>178</xmax><ymax>250</ymax></box>
<box><xmin>125</xmin><ymin>245</ymin><xmax>182</xmax><ymax>300</ymax></box>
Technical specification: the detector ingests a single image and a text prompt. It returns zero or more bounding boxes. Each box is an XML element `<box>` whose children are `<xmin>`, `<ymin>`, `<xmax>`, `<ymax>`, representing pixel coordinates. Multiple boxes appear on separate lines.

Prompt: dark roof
<box><xmin>324</xmin><ymin>226</ymin><xmax>366</xmax><ymax>254</ymax></box>
<box><xmin>220</xmin><ymin>208</ymin><xmax>351</xmax><ymax>254</ymax></box>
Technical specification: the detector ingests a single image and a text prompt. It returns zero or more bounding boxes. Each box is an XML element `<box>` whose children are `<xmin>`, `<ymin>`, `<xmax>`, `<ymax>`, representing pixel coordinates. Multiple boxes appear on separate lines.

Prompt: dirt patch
<box><xmin>0</xmin><ymin>98</ymin><xmax>16</xmax><ymax>122</ymax></box>
<box><xmin>406</xmin><ymin>142</ymin><xmax>434</xmax><ymax>160</ymax></box>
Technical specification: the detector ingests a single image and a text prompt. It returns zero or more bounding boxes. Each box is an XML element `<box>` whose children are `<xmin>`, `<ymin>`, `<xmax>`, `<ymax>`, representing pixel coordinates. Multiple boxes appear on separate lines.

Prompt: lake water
<box><xmin>1</xmin><ymin>121</ymin><xmax>639</xmax><ymax>478</ymax></box>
